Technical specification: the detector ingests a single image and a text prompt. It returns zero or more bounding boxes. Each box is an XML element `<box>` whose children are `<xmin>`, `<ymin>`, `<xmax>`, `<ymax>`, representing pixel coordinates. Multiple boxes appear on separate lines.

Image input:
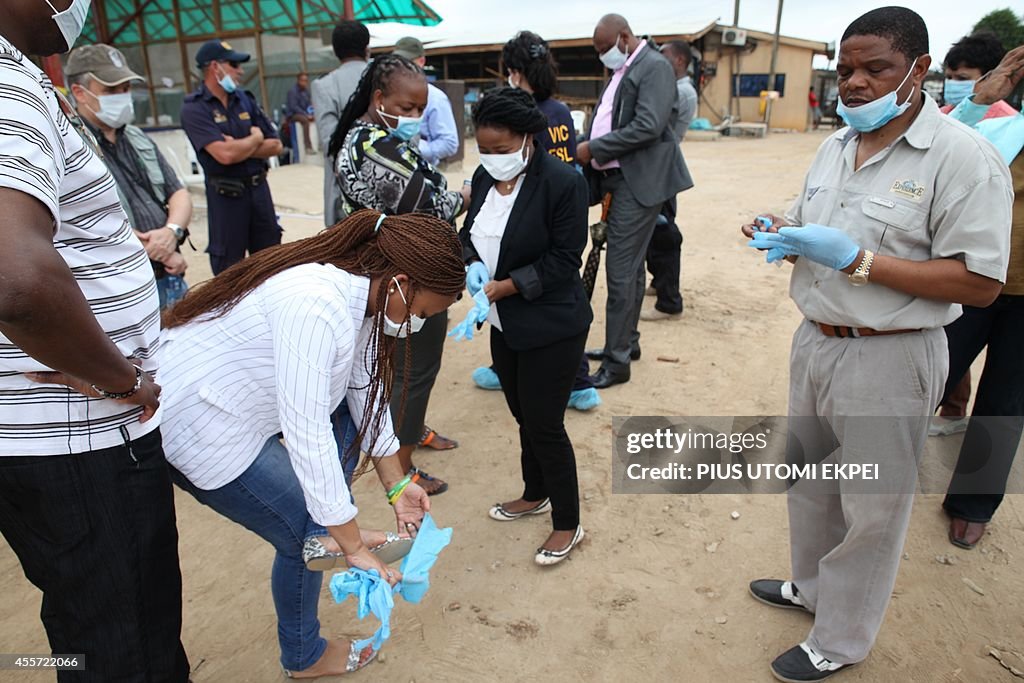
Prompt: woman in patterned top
<box><xmin>327</xmin><ymin>54</ymin><xmax>470</xmax><ymax>495</ymax></box>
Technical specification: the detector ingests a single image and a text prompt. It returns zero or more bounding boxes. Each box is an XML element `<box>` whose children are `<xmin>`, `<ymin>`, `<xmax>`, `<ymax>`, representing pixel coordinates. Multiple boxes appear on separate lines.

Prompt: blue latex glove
<box><xmin>466</xmin><ymin>261</ymin><xmax>489</xmax><ymax>296</ymax></box>
<box><xmin>748</xmin><ymin>224</ymin><xmax>861</xmax><ymax>270</ymax></box>
<box><xmin>395</xmin><ymin>513</ymin><xmax>452</xmax><ymax>603</ymax></box>
<box><xmin>448</xmin><ymin>290</ymin><xmax>490</xmax><ymax>342</ymax></box>
<box><xmin>329</xmin><ymin>514</ymin><xmax>452</xmax><ymax>652</ymax></box>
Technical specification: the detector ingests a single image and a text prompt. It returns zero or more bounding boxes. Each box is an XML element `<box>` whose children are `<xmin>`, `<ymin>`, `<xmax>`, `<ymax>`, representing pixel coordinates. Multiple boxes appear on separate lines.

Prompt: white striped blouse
<box><xmin>158</xmin><ymin>264</ymin><xmax>398</xmax><ymax>527</ymax></box>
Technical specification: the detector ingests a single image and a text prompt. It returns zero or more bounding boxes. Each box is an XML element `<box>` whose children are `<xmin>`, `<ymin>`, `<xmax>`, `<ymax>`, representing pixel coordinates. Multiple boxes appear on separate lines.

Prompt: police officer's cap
<box><xmin>196</xmin><ymin>40</ymin><xmax>251</xmax><ymax>68</ymax></box>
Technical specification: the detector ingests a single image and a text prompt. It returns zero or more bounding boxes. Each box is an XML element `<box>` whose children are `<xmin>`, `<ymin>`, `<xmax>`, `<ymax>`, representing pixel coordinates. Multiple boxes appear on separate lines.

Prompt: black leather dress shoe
<box><xmin>590</xmin><ymin>367</ymin><xmax>630</xmax><ymax>389</ymax></box>
<box><xmin>585</xmin><ymin>347</ymin><xmax>641</xmax><ymax>362</ymax></box>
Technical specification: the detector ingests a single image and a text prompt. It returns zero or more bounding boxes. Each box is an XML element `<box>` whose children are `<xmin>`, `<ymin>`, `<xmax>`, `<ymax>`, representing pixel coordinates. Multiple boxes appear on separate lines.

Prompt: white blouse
<box><xmin>470</xmin><ymin>176</ymin><xmax>525</xmax><ymax>331</ymax></box>
<box><xmin>158</xmin><ymin>264</ymin><xmax>398</xmax><ymax>527</ymax></box>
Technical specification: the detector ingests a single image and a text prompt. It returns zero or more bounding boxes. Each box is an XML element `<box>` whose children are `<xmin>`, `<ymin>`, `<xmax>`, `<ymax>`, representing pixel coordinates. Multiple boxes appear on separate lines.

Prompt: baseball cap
<box><xmin>393</xmin><ymin>36</ymin><xmax>425</xmax><ymax>60</ymax></box>
<box><xmin>65</xmin><ymin>44</ymin><xmax>144</xmax><ymax>86</ymax></box>
<box><xmin>195</xmin><ymin>39</ymin><xmax>251</xmax><ymax>67</ymax></box>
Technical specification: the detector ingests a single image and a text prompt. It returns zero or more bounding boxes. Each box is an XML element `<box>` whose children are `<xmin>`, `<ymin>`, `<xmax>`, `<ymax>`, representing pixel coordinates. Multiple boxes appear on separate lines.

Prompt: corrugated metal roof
<box><xmin>83</xmin><ymin>0</ymin><xmax>441</xmax><ymax>46</ymax></box>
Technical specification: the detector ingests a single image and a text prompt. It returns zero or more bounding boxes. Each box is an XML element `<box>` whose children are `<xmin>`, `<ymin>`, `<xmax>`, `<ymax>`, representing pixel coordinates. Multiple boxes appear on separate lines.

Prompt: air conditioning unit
<box><xmin>721</xmin><ymin>27</ymin><xmax>747</xmax><ymax>47</ymax></box>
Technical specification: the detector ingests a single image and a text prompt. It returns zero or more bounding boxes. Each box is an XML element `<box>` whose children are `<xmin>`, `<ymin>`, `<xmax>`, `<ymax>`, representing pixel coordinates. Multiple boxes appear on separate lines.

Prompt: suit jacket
<box><xmin>460</xmin><ymin>147</ymin><xmax>593</xmax><ymax>351</ymax></box>
<box><xmin>586</xmin><ymin>40</ymin><xmax>693</xmax><ymax>207</ymax></box>
<box><xmin>311</xmin><ymin>60</ymin><xmax>367</xmax><ymax>227</ymax></box>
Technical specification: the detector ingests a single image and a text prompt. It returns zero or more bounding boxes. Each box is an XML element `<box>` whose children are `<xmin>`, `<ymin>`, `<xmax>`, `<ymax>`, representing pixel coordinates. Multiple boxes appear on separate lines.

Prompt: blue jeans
<box><xmin>170</xmin><ymin>401</ymin><xmax>358</xmax><ymax>671</ymax></box>
<box><xmin>157</xmin><ymin>274</ymin><xmax>188</xmax><ymax>309</ymax></box>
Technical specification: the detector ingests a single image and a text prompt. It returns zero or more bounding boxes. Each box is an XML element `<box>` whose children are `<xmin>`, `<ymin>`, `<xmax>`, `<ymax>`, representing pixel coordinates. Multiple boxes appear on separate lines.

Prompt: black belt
<box><xmin>212</xmin><ymin>171</ymin><xmax>266</xmax><ymax>187</ymax></box>
<box><xmin>597</xmin><ymin>167</ymin><xmax>622</xmax><ymax>178</ymax></box>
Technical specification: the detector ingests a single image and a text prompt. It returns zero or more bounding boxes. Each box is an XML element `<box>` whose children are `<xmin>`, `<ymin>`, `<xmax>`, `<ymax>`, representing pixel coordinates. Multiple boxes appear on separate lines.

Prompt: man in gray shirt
<box><xmin>312</xmin><ymin>20</ymin><xmax>369</xmax><ymax>227</ymax></box>
<box><xmin>642</xmin><ymin>39</ymin><xmax>697</xmax><ymax>321</ymax></box>
<box><xmin>663</xmin><ymin>40</ymin><xmax>698</xmax><ymax>139</ymax></box>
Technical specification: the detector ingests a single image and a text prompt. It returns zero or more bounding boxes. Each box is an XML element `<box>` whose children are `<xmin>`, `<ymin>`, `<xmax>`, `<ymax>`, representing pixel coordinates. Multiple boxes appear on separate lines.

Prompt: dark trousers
<box><xmin>938</xmin><ymin>371</ymin><xmax>972</xmax><ymax>418</ymax></box>
<box><xmin>207</xmin><ymin>180</ymin><xmax>282</xmax><ymax>275</ymax></box>
<box><xmin>0</xmin><ymin>429</ymin><xmax>189</xmax><ymax>682</ymax></box>
<box><xmin>939</xmin><ymin>295</ymin><xmax>1024</xmax><ymax>523</ymax></box>
<box><xmin>490</xmin><ymin>329</ymin><xmax>586</xmax><ymax>530</ymax></box>
<box><xmin>390</xmin><ymin>310</ymin><xmax>447</xmax><ymax>445</ymax></box>
<box><xmin>645</xmin><ymin>197</ymin><xmax>683</xmax><ymax>314</ymax></box>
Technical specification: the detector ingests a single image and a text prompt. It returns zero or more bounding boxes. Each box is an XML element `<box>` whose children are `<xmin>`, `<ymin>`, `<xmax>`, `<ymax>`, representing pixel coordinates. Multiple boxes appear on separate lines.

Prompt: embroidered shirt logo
<box><xmin>890</xmin><ymin>179</ymin><xmax>925</xmax><ymax>201</ymax></box>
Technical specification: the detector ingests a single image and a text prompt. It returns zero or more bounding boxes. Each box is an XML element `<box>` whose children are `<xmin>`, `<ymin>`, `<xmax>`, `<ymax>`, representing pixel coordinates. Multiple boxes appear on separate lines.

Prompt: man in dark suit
<box><xmin>577</xmin><ymin>14</ymin><xmax>692</xmax><ymax>388</ymax></box>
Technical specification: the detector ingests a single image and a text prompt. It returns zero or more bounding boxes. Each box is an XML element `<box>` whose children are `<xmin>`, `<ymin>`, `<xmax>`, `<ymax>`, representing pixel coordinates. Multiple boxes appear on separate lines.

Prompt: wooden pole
<box><xmin>133</xmin><ymin>0</ymin><xmax>160</xmax><ymax>126</ymax></box>
<box><xmin>253</xmin><ymin>0</ymin><xmax>271</xmax><ymax>114</ymax></box>
<box><xmin>343</xmin><ymin>0</ymin><xmax>355</xmax><ymax>21</ymax></box>
<box><xmin>171</xmin><ymin>0</ymin><xmax>192</xmax><ymax>92</ymax></box>
<box><xmin>92</xmin><ymin>0</ymin><xmax>112</xmax><ymax>43</ymax></box>
<box><xmin>766</xmin><ymin>0</ymin><xmax>784</xmax><ymax>126</ymax></box>
<box><xmin>297</xmin><ymin>0</ymin><xmax>308</xmax><ymax>73</ymax></box>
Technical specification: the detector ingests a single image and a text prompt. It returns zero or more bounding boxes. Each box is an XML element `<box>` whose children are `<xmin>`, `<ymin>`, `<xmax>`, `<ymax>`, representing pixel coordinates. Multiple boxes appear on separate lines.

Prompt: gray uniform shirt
<box><xmin>675</xmin><ymin>76</ymin><xmax>697</xmax><ymax>141</ymax></box>
<box><xmin>312</xmin><ymin>60</ymin><xmax>367</xmax><ymax>226</ymax></box>
<box><xmin>785</xmin><ymin>93</ymin><xmax>1012</xmax><ymax>331</ymax></box>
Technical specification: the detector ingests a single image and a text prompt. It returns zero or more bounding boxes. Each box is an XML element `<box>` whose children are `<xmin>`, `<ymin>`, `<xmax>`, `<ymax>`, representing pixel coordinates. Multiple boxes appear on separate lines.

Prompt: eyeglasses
<box><xmin>221</xmin><ymin>60</ymin><xmax>241</xmax><ymax>69</ymax></box>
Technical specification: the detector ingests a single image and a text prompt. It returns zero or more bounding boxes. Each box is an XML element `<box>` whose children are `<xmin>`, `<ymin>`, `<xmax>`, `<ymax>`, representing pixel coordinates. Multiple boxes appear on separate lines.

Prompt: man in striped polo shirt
<box><xmin>0</xmin><ymin>2</ymin><xmax>189</xmax><ymax>680</ymax></box>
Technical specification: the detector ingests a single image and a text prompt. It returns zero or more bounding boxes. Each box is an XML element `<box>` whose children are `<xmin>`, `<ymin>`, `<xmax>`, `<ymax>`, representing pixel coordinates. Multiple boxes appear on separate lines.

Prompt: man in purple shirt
<box><xmin>578</xmin><ymin>14</ymin><xmax>691</xmax><ymax>388</ymax></box>
<box><xmin>285</xmin><ymin>72</ymin><xmax>315</xmax><ymax>154</ymax></box>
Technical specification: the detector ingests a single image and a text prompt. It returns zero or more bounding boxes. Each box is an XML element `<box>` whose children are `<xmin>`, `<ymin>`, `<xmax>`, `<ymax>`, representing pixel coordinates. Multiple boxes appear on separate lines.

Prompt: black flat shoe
<box><xmin>749</xmin><ymin>579</ymin><xmax>811</xmax><ymax>612</ymax></box>
<box><xmin>771</xmin><ymin>643</ymin><xmax>852</xmax><ymax>682</ymax></box>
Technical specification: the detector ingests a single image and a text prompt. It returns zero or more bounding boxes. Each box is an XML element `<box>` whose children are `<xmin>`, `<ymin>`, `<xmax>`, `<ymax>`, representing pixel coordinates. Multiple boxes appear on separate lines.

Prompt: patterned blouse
<box><xmin>335</xmin><ymin>119</ymin><xmax>462</xmax><ymax>223</ymax></box>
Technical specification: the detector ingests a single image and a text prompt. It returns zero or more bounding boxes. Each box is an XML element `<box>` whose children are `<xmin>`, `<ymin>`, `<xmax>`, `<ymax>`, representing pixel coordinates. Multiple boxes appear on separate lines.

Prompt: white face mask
<box><xmin>600</xmin><ymin>36</ymin><xmax>628</xmax><ymax>70</ymax></box>
<box><xmin>480</xmin><ymin>135</ymin><xmax>529</xmax><ymax>182</ymax></box>
<box><xmin>46</xmin><ymin>0</ymin><xmax>91</xmax><ymax>53</ymax></box>
<box><xmin>85</xmin><ymin>90</ymin><xmax>135</xmax><ymax>129</ymax></box>
<box><xmin>382</xmin><ymin>277</ymin><xmax>426</xmax><ymax>338</ymax></box>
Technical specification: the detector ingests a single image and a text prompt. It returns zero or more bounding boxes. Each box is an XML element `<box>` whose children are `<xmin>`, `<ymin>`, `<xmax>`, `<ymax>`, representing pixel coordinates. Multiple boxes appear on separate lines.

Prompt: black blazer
<box><xmin>460</xmin><ymin>146</ymin><xmax>593</xmax><ymax>352</ymax></box>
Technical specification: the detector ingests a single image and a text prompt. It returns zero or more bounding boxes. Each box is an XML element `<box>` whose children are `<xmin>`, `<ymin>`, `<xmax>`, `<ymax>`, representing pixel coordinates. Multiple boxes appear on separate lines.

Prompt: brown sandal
<box><xmin>418</xmin><ymin>426</ymin><xmax>458</xmax><ymax>450</ymax></box>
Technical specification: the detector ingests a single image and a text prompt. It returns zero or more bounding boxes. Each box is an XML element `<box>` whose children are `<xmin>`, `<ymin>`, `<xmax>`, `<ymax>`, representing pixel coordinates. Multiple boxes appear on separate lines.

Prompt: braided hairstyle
<box><xmin>472</xmin><ymin>86</ymin><xmax>548</xmax><ymax>135</ymax></box>
<box><xmin>328</xmin><ymin>54</ymin><xmax>424</xmax><ymax>159</ymax></box>
<box><xmin>502</xmin><ymin>31</ymin><xmax>558</xmax><ymax>101</ymax></box>
<box><xmin>163</xmin><ymin>209</ymin><xmax>465</xmax><ymax>467</ymax></box>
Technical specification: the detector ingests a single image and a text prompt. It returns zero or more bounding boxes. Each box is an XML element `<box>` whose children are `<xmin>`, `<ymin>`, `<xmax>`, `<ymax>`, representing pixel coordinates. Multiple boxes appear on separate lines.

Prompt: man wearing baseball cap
<box><xmin>392</xmin><ymin>36</ymin><xmax>459</xmax><ymax>166</ymax></box>
<box><xmin>180</xmin><ymin>39</ymin><xmax>282</xmax><ymax>275</ymax></box>
<box><xmin>66</xmin><ymin>44</ymin><xmax>194</xmax><ymax>309</ymax></box>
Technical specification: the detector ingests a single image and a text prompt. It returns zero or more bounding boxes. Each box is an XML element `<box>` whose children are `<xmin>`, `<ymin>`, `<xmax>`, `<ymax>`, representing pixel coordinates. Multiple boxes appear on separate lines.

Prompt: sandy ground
<box><xmin>2</xmin><ymin>132</ymin><xmax>1023</xmax><ymax>683</ymax></box>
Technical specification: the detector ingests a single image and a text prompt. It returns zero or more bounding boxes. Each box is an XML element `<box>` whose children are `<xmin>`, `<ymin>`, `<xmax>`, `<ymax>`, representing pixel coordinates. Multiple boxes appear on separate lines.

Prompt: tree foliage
<box><xmin>973</xmin><ymin>9</ymin><xmax>1024</xmax><ymax>51</ymax></box>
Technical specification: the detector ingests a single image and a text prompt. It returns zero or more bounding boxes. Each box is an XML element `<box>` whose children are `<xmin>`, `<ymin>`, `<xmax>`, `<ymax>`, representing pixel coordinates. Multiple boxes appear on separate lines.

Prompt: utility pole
<box><xmin>733</xmin><ymin>0</ymin><xmax>740</xmax><ymax>26</ymax></box>
<box><xmin>765</xmin><ymin>0</ymin><xmax>784</xmax><ymax>126</ymax></box>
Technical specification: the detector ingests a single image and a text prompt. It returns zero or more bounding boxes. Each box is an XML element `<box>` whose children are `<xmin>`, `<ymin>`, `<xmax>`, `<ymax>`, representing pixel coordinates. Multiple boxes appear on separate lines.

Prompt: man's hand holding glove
<box><xmin>448</xmin><ymin>290</ymin><xmax>491</xmax><ymax>342</ymax></box>
<box><xmin>748</xmin><ymin>224</ymin><xmax>861</xmax><ymax>270</ymax></box>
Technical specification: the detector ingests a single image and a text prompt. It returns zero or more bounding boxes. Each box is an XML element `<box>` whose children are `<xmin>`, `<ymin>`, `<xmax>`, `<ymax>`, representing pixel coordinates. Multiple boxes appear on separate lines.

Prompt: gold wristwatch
<box><xmin>848</xmin><ymin>249</ymin><xmax>874</xmax><ymax>286</ymax></box>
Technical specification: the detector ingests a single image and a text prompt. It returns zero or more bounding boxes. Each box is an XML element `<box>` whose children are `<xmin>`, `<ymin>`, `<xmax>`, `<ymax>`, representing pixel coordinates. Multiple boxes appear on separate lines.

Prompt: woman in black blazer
<box><xmin>459</xmin><ymin>88</ymin><xmax>592</xmax><ymax>566</ymax></box>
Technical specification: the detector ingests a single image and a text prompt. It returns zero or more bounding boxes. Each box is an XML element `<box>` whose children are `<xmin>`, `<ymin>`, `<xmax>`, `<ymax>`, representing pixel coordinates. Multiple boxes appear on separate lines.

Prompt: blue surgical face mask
<box><xmin>836</xmin><ymin>57</ymin><xmax>918</xmax><ymax>133</ymax></box>
<box><xmin>378</xmin><ymin>109</ymin><xmax>422</xmax><ymax>141</ymax></box>
<box><xmin>943</xmin><ymin>79</ymin><xmax>975</xmax><ymax>107</ymax></box>
<box><xmin>216</xmin><ymin>64</ymin><xmax>237</xmax><ymax>94</ymax></box>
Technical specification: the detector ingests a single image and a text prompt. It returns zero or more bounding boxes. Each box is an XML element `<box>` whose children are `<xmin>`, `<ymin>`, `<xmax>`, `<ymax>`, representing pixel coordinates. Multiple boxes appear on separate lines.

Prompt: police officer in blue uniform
<box><xmin>181</xmin><ymin>40</ymin><xmax>283</xmax><ymax>275</ymax></box>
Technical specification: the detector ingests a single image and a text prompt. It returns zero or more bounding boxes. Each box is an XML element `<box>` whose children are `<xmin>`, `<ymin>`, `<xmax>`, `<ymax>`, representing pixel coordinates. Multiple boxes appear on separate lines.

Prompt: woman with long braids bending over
<box><xmin>327</xmin><ymin>54</ymin><xmax>471</xmax><ymax>496</ymax></box>
<box><xmin>157</xmin><ymin>210</ymin><xmax>466</xmax><ymax>678</ymax></box>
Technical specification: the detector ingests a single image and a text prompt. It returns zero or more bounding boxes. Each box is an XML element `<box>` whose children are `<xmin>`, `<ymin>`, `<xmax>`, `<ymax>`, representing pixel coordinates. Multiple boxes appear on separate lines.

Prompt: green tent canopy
<box><xmin>83</xmin><ymin>0</ymin><xmax>442</xmax><ymax>46</ymax></box>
